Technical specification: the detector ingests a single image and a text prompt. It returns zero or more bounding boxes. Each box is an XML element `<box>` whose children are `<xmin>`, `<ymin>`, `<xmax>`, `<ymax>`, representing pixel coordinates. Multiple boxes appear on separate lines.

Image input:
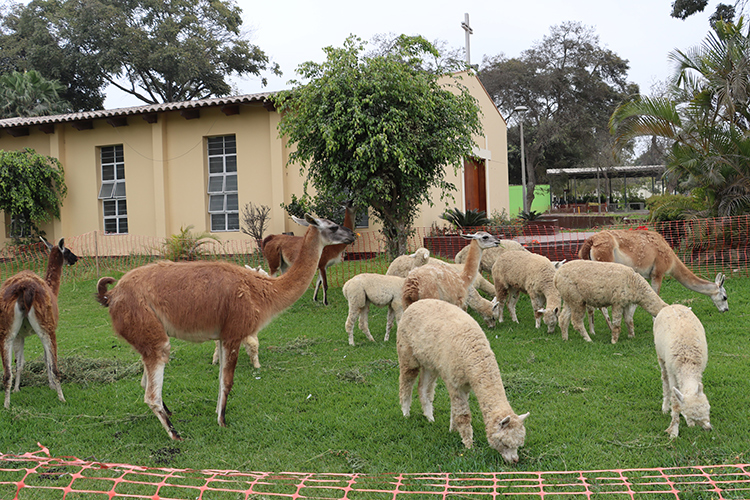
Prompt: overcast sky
<box><xmin>104</xmin><ymin>0</ymin><xmax>725</xmax><ymax>110</ymax></box>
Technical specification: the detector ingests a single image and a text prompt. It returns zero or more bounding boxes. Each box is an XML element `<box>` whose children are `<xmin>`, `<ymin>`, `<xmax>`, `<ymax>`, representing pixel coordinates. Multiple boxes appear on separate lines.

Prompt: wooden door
<box><xmin>463</xmin><ymin>157</ymin><xmax>486</xmax><ymax>213</ymax></box>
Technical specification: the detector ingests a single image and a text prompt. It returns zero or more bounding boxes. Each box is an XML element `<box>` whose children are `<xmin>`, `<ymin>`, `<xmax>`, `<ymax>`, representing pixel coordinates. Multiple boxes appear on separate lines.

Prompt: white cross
<box><xmin>461</xmin><ymin>13</ymin><xmax>473</xmax><ymax>65</ymax></box>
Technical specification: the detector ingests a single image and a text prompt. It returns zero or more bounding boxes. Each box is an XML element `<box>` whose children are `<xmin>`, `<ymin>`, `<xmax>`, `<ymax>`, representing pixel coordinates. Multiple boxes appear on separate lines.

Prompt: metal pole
<box><xmin>461</xmin><ymin>14</ymin><xmax>473</xmax><ymax>65</ymax></box>
<box><xmin>520</xmin><ymin>118</ymin><xmax>527</xmax><ymax>213</ymax></box>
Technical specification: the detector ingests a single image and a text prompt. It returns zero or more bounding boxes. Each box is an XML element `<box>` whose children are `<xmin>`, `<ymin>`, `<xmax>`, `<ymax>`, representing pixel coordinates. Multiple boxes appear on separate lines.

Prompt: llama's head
<box><xmin>461</xmin><ymin>231</ymin><xmax>500</xmax><ymax>250</ymax></box>
<box><xmin>487</xmin><ymin>412</ymin><xmax>529</xmax><ymax>464</ymax></box>
<box><xmin>711</xmin><ymin>273</ymin><xmax>728</xmax><ymax>312</ymax></box>
<box><xmin>292</xmin><ymin>214</ymin><xmax>356</xmax><ymax>247</ymax></box>
<box><xmin>675</xmin><ymin>386</ymin><xmax>712</xmax><ymax>431</ymax></box>
<box><xmin>42</xmin><ymin>237</ymin><xmax>79</xmax><ymax>266</ymax></box>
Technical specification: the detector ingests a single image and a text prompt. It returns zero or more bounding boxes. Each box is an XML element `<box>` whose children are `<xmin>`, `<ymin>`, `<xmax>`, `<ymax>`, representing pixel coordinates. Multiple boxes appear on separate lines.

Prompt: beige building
<box><xmin>0</xmin><ymin>72</ymin><xmax>509</xmax><ymax>251</ymax></box>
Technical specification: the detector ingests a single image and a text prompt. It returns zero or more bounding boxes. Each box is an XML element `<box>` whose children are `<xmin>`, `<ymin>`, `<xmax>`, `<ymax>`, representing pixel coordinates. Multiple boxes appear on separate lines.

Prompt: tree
<box><xmin>0</xmin><ymin>69</ymin><xmax>70</xmax><ymax>118</ymax></box>
<box><xmin>0</xmin><ymin>0</ymin><xmax>280</xmax><ymax>108</ymax></box>
<box><xmin>610</xmin><ymin>18</ymin><xmax>750</xmax><ymax>216</ymax></box>
<box><xmin>273</xmin><ymin>35</ymin><xmax>482</xmax><ymax>257</ymax></box>
<box><xmin>480</xmin><ymin>22</ymin><xmax>638</xmax><ymax>209</ymax></box>
<box><xmin>0</xmin><ymin>148</ymin><xmax>67</xmax><ymax>240</ymax></box>
<box><xmin>671</xmin><ymin>0</ymin><xmax>737</xmax><ymax>24</ymax></box>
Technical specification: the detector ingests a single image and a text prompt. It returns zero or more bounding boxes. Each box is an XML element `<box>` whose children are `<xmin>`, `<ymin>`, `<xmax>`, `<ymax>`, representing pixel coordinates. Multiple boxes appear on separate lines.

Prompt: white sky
<box><xmin>103</xmin><ymin>0</ymin><xmax>723</xmax><ymax>109</ymax></box>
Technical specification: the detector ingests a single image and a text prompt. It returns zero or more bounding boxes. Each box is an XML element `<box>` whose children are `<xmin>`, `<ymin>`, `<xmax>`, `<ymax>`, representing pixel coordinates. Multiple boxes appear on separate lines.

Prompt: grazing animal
<box><xmin>397</xmin><ymin>299</ymin><xmax>529</xmax><ymax>463</ymax></box>
<box><xmin>402</xmin><ymin>232</ymin><xmax>500</xmax><ymax>310</ymax></box>
<box><xmin>342</xmin><ymin>273</ymin><xmax>405</xmax><ymax>345</ymax></box>
<box><xmin>262</xmin><ymin>202</ymin><xmax>356</xmax><ymax>305</ymax></box>
<box><xmin>95</xmin><ymin>215</ymin><xmax>355</xmax><ymax>440</ymax></box>
<box><xmin>1</xmin><ymin>238</ymin><xmax>78</xmax><ymax>408</ymax></box>
<box><xmin>455</xmin><ymin>239</ymin><xmax>527</xmax><ymax>295</ymax></box>
<box><xmin>578</xmin><ymin>229</ymin><xmax>728</xmax><ymax>312</ymax></box>
<box><xmin>554</xmin><ymin>260</ymin><xmax>668</xmax><ymax>343</ymax></box>
<box><xmin>653</xmin><ymin>304</ymin><xmax>712</xmax><ymax>438</ymax></box>
<box><xmin>491</xmin><ymin>251</ymin><xmax>561</xmax><ymax>333</ymax></box>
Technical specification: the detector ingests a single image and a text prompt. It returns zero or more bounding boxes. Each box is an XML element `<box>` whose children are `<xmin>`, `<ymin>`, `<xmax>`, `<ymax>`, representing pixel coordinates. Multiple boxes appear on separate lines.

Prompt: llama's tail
<box><xmin>578</xmin><ymin>237</ymin><xmax>594</xmax><ymax>260</ymax></box>
<box><xmin>401</xmin><ymin>277</ymin><xmax>420</xmax><ymax>310</ymax></box>
<box><xmin>2</xmin><ymin>281</ymin><xmax>43</xmax><ymax>314</ymax></box>
<box><xmin>95</xmin><ymin>277</ymin><xmax>117</xmax><ymax>307</ymax></box>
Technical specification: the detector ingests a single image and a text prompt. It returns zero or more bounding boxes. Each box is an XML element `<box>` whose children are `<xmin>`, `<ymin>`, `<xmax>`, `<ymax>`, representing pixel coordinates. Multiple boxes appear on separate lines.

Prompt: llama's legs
<box><xmin>313</xmin><ymin>269</ymin><xmax>330</xmax><ymax>305</ymax></box>
<box><xmin>658</xmin><ymin>356</ymin><xmax>671</xmax><ymax>413</ymax></box>
<box><xmin>624</xmin><ymin>303</ymin><xmax>637</xmax><ymax>338</ymax></box>
<box><xmin>493</xmin><ymin>287</ymin><xmax>508</xmax><ymax>323</ymax></box>
<box><xmin>359</xmin><ymin>303</ymin><xmax>375</xmax><ymax>342</ymax></box>
<box><xmin>344</xmin><ymin>302</ymin><xmax>359</xmax><ymax>346</ymax></box>
<box><xmin>666</xmin><ymin>391</ymin><xmax>681</xmax><ymax>438</ymax></box>
<box><xmin>610</xmin><ymin>306</ymin><xmax>624</xmax><ymax>344</ymax></box>
<box><xmin>530</xmin><ymin>293</ymin><xmax>544</xmax><ymax>329</ymax></box>
<box><xmin>586</xmin><ymin>306</ymin><xmax>597</xmax><ymax>337</ymax></box>
<box><xmin>243</xmin><ymin>336</ymin><xmax>260</xmax><ymax>369</ymax></box>
<box><xmin>27</xmin><ymin>311</ymin><xmax>65</xmax><ymax>402</ymax></box>
<box><xmin>216</xmin><ymin>337</ymin><xmax>242</xmax><ymax>427</ymax></box>
<box><xmin>570</xmin><ymin>305</ymin><xmax>592</xmax><ymax>342</ymax></box>
<box><xmin>12</xmin><ymin>336</ymin><xmax>24</xmax><ymax>392</ymax></box>
<box><xmin>397</xmin><ymin>344</ymin><xmax>419</xmax><ymax>417</ymax></box>
<box><xmin>559</xmin><ymin>304</ymin><xmax>572</xmax><ymax>341</ymax></box>
<box><xmin>211</xmin><ymin>340</ymin><xmax>220</xmax><ymax>365</ymax></box>
<box><xmin>384</xmin><ymin>306</ymin><xmax>395</xmax><ymax>342</ymax></box>
<box><xmin>417</xmin><ymin>369</ymin><xmax>438</xmax><ymax>422</ymax></box>
<box><xmin>507</xmin><ymin>289</ymin><xmax>521</xmax><ymax>323</ymax></box>
<box><xmin>140</xmin><ymin>340</ymin><xmax>179</xmax><ymax>440</ymax></box>
<box><xmin>2</xmin><ymin>337</ymin><xmax>13</xmax><ymax>409</ymax></box>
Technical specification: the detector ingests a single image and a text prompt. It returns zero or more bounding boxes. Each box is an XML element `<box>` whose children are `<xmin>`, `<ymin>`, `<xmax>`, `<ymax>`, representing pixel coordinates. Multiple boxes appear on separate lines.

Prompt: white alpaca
<box><xmin>491</xmin><ymin>251</ymin><xmax>561</xmax><ymax>333</ymax></box>
<box><xmin>397</xmin><ymin>299</ymin><xmax>529</xmax><ymax>463</ymax></box>
<box><xmin>455</xmin><ymin>239</ymin><xmax>527</xmax><ymax>295</ymax></box>
<box><xmin>342</xmin><ymin>273</ymin><xmax>405</xmax><ymax>345</ymax></box>
<box><xmin>385</xmin><ymin>248</ymin><xmax>430</xmax><ymax>277</ymax></box>
<box><xmin>653</xmin><ymin>304</ymin><xmax>712</xmax><ymax>438</ymax></box>
<box><xmin>402</xmin><ymin>232</ymin><xmax>499</xmax><ymax>310</ymax></box>
<box><xmin>554</xmin><ymin>260</ymin><xmax>668</xmax><ymax>343</ymax></box>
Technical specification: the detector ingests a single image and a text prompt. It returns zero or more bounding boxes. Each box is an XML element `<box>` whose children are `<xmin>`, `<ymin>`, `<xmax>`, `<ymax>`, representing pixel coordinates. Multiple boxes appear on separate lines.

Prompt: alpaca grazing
<box><xmin>96</xmin><ymin>215</ymin><xmax>355</xmax><ymax>440</ymax></box>
<box><xmin>397</xmin><ymin>299</ymin><xmax>529</xmax><ymax>463</ymax></box>
<box><xmin>402</xmin><ymin>232</ymin><xmax>500</xmax><ymax>310</ymax></box>
<box><xmin>653</xmin><ymin>304</ymin><xmax>712</xmax><ymax>438</ymax></box>
<box><xmin>262</xmin><ymin>202</ymin><xmax>356</xmax><ymax>305</ymax></box>
<box><xmin>578</xmin><ymin>229</ymin><xmax>728</xmax><ymax>312</ymax></box>
<box><xmin>454</xmin><ymin>239</ymin><xmax>527</xmax><ymax>295</ymax></box>
<box><xmin>1</xmin><ymin>238</ymin><xmax>78</xmax><ymax>408</ymax></box>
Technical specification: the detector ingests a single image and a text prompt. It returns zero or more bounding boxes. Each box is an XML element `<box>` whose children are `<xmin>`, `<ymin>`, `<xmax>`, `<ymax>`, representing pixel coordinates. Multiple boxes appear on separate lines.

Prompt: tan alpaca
<box><xmin>398</xmin><ymin>299</ymin><xmax>529</xmax><ymax>463</ymax></box>
<box><xmin>578</xmin><ymin>229</ymin><xmax>728</xmax><ymax>311</ymax></box>
<box><xmin>96</xmin><ymin>215</ymin><xmax>355</xmax><ymax>440</ymax></box>
<box><xmin>0</xmin><ymin>238</ymin><xmax>78</xmax><ymax>407</ymax></box>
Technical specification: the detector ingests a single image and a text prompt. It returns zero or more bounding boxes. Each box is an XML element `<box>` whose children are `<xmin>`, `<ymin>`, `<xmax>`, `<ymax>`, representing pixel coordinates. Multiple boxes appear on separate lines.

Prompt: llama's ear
<box><xmin>40</xmin><ymin>236</ymin><xmax>53</xmax><ymax>252</ymax></box>
<box><xmin>673</xmin><ymin>387</ymin><xmax>685</xmax><ymax>404</ymax></box>
<box><xmin>499</xmin><ymin>415</ymin><xmax>511</xmax><ymax>429</ymax></box>
<box><xmin>716</xmin><ymin>273</ymin><xmax>725</xmax><ymax>287</ymax></box>
<box><xmin>460</xmin><ymin>233</ymin><xmax>475</xmax><ymax>240</ymax></box>
<box><xmin>518</xmin><ymin>412</ymin><xmax>530</xmax><ymax>422</ymax></box>
<box><xmin>291</xmin><ymin>215</ymin><xmax>311</xmax><ymax>227</ymax></box>
<box><xmin>58</xmin><ymin>238</ymin><xmax>65</xmax><ymax>251</ymax></box>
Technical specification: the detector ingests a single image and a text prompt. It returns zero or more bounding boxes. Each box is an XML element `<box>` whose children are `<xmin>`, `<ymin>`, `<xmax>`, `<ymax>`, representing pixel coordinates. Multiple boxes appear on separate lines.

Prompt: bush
<box><xmin>440</xmin><ymin>208</ymin><xmax>491</xmax><ymax>228</ymax></box>
<box><xmin>646</xmin><ymin>194</ymin><xmax>707</xmax><ymax>222</ymax></box>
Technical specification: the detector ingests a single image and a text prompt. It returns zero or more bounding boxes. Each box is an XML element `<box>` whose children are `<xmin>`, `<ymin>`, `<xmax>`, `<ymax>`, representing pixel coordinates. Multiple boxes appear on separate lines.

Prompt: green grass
<box><xmin>1</xmin><ymin>266</ymin><xmax>749</xmax><ymax>475</ymax></box>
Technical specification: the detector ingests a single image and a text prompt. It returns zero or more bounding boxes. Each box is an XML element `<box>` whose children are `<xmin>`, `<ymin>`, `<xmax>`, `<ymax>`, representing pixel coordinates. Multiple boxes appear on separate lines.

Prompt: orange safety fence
<box><xmin>1</xmin><ymin>445</ymin><xmax>750</xmax><ymax>499</ymax></box>
<box><xmin>2</xmin><ymin>215</ymin><xmax>750</xmax><ymax>286</ymax></box>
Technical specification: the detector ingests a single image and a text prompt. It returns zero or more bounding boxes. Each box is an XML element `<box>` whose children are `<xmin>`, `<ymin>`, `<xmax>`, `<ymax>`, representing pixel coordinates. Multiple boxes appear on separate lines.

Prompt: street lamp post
<box><xmin>512</xmin><ymin>106</ymin><xmax>529</xmax><ymax>213</ymax></box>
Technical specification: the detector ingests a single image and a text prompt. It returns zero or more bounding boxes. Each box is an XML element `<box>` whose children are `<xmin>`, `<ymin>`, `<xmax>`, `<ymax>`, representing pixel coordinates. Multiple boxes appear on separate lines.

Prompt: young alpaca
<box><xmin>342</xmin><ymin>273</ymin><xmax>405</xmax><ymax>345</ymax></box>
<box><xmin>579</xmin><ymin>229</ymin><xmax>728</xmax><ymax>312</ymax></box>
<box><xmin>653</xmin><ymin>304</ymin><xmax>712</xmax><ymax>438</ymax></box>
<box><xmin>262</xmin><ymin>202</ymin><xmax>356</xmax><ymax>305</ymax></box>
<box><xmin>554</xmin><ymin>260</ymin><xmax>668</xmax><ymax>343</ymax></box>
<box><xmin>398</xmin><ymin>299</ymin><xmax>529</xmax><ymax>463</ymax></box>
<box><xmin>96</xmin><ymin>215</ymin><xmax>355</xmax><ymax>440</ymax></box>
<box><xmin>402</xmin><ymin>232</ymin><xmax>499</xmax><ymax>310</ymax></box>
<box><xmin>1</xmin><ymin>238</ymin><xmax>78</xmax><ymax>408</ymax></box>
<box><xmin>491</xmin><ymin>251</ymin><xmax>561</xmax><ymax>334</ymax></box>
<box><xmin>210</xmin><ymin>266</ymin><xmax>268</xmax><ymax>367</ymax></box>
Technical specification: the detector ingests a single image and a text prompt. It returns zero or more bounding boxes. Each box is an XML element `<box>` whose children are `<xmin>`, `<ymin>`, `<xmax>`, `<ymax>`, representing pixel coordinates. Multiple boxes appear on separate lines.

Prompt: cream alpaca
<box><xmin>455</xmin><ymin>239</ymin><xmax>527</xmax><ymax>295</ymax></box>
<box><xmin>491</xmin><ymin>251</ymin><xmax>561</xmax><ymax>333</ymax></box>
<box><xmin>653</xmin><ymin>304</ymin><xmax>712</xmax><ymax>438</ymax></box>
<box><xmin>397</xmin><ymin>299</ymin><xmax>529</xmax><ymax>463</ymax></box>
<box><xmin>342</xmin><ymin>273</ymin><xmax>405</xmax><ymax>345</ymax></box>
<box><xmin>554</xmin><ymin>260</ymin><xmax>668</xmax><ymax>343</ymax></box>
<box><xmin>96</xmin><ymin>215</ymin><xmax>355</xmax><ymax>440</ymax></box>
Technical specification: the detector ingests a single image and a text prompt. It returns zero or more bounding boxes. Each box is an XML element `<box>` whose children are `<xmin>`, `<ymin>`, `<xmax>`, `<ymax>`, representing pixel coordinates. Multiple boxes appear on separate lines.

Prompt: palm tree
<box><xmin>610</xmin><ymin>18</ymin><xmax>750</xmax><ymax>216</ymax></box>
<box><xmin>0</xmin><ymin>70</ymin><xmax>70</xmax><ymax>118</ymax></box>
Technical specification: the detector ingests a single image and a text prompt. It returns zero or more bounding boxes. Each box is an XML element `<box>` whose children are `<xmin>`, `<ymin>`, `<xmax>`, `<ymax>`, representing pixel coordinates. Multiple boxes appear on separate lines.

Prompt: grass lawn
<box><xmin>0</xmin><ymin>265</ymin><xmax>749</xmax><ymax>475</ymax></box>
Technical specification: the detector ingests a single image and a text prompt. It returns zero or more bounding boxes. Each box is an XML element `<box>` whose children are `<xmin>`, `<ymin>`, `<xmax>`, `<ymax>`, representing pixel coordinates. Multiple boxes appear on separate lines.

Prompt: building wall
<box><xmin>0</xmin><ymin>74</ymin><xmax>508</xmax><ymax>247</ymax></box>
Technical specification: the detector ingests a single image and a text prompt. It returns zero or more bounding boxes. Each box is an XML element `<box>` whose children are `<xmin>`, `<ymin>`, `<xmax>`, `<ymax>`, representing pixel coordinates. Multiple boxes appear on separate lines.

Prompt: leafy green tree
<box><xmin>0</xmin><ymin>0</ymin><xmax>280</xmax><ymax>108</ymax></box>
<box><xmin>0</xmin><ymin>69</ymin><xmax>70</xmax><ymax>118</ymax></box>
<box><xmin>610</xmin><ymin>18</ymin><xmax>750</xmax><ymax>217</ymax></box>
<box><xmin>273</xmin><ymin>35</ymin><xmax>482</xmax><ymax>257</ymax></box>
<box><xmin>0</xmin><ymin>148</ymin><xmax>67</xmax><ymax>240</ymax></box>
<box><xmin>480</xmin><ymin>22</ymin><xmax>638</xmax><ymax>209</ymax></box>
<box><xmin>671</xmin><ymin>0</ymin><xmax>737</xmax><ymax>24</ymax></box>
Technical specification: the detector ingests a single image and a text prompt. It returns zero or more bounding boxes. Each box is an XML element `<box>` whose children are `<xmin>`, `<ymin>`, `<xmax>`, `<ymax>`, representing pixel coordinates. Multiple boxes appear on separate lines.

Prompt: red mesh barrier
<box><xmin>2</xmin><ymin>215</ymin><xmax>747</xmax><ymax>286</ymax></box>
<box><xmin>2</xmin><ymin>445</ymin><xmax>750</xmax><ymax>499</ymax></box>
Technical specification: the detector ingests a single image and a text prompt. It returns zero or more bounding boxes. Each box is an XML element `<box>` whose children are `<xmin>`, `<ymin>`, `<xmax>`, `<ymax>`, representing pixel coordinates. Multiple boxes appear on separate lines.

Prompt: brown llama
<box><xmin>262</xmin><ymin>201</ymin><xmax>356</xmax><ymax>305</ymax></box>
<box><xmin>95</xmin><ymin>215</ymin><xmax>355</xmax><ymax>440</ymax></box>
<box><xmin>1</xmin><ymin>237</ymin><xmax>78</xmax><ymax>408</ymax></box>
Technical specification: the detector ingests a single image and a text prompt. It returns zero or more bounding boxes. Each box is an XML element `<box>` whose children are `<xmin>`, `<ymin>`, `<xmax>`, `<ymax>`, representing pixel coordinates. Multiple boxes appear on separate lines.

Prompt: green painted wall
<box><xmin>509</xmin><ymin>185</ymin><xmax>551</xmax><ymax>216</ymax></box>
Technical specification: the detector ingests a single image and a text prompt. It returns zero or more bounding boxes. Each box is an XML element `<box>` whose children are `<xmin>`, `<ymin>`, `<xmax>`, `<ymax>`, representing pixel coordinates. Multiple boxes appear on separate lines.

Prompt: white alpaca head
<box><xmin>674</xmin><ymin>386</ymin><xmax>712</xmax><ymax>431</ymax></box>
<box><xmin>487</xmin><ymin>412</ymin><xmax>529</xmax><ymax>464</ymax></box>
<box><xmin>711</xmin><ymin>273</ymin><xmax>728</xmax><ymax>312</ymax></box>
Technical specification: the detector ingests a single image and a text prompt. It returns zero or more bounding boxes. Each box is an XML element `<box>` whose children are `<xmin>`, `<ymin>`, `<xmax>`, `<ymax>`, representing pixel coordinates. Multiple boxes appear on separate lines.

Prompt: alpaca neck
<box><xmin>44</xmin><ymin>249</ymin><xmax>64</xmax><ymax>296</ymax></box>
<box><xmin>471</xmin><ymin>363</ymin><xmax>513</xmax><ymax>423</ymax></box>
<box><xmin>272</xmin><ymin>226</ymin><xmax>325</xmax><ymax>309</ymax></box>
<box><xmin>460</xmin><ymin>240</ymin><xmax>483</xmax><ymax>289</ymax></box>
<box><xmin>635</xmin><ymin>276</ymin><xmax>668</xmax><ymax>316</ymax></box>
<box><xmin>670</xmin><ymin>259</ymin><xmax>718</xmax><ymax>296</ymax></box>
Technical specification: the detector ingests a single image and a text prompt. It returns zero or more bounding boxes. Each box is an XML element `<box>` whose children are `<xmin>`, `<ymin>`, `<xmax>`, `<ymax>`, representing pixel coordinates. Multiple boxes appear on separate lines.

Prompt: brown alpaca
<box><xmin>1</xmin><ymin>238</ymin><xmax>78</xmax><ymax>408</ymax></box>
<box><xmin>96</xmin><ymin>215</ymin><xmax>355</xmax><ymax>440</ymax></box>
<box><xmin>262</xmin><ymin>202</ymin><xmax>356</xmax><ymax>305</ymax></box>
<box><xmin>578</xmin><ymin>229</ymin><xmax>728</xmax><ymax>312</ymax></box>
<box><xmin>402</xmin><ymin>232</ymin><xmax>499</xmax><ymax>310</ymax></box>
